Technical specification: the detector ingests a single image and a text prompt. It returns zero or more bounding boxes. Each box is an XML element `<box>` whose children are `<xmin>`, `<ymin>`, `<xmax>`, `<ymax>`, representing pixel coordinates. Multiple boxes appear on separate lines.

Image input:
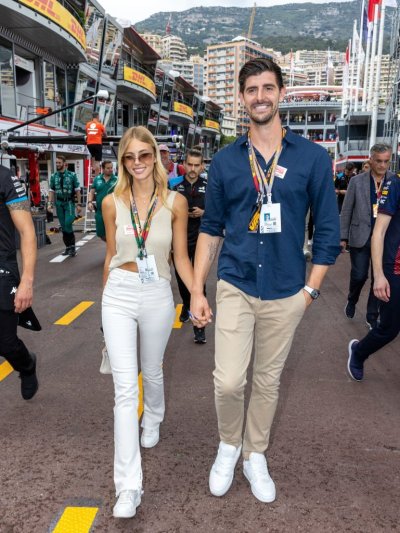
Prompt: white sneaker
<box><xmin>243</xmin><ymin>452</ymin><xmax>276</xmax><ymax>503</ymax></box>
<box><xmin>209</xmin><ymin>441</ymin><xmax>242</xmax><ymax>497</ymax></box>
<box><xmin>113</xmin><ymin>489</ymin><xmax>141</xmax><ymax>518</ymax></box>
<box><xmin>140</xmin><ymin>426</ymin><xmax>160</xmax><ymax>448</ymax></box>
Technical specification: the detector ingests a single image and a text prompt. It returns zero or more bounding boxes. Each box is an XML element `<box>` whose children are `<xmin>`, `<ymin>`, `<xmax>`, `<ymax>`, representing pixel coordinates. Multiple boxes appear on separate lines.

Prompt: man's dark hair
<box><xmin>370</xmin><ymin>143</ymin><xmax>392</xmax><ymax>156</ymax></box>
<box><xmin>101</xmin><ymin>160</ymin><xmax>112</xmax><ymax>169</ymax></box>
<box><xmin>239</xmin><ymin>58</ymin><xmax>284</xmax><ymax>93</ymax></box>
<box><xmin>345</xmin><ymin>162</ymin><xmax>355</xmax><ymax>172</ymax></box>
<box><xmin>56</xmin><ymin>154</ymin><xmax>66</xmax><ymax>163</ymax></box>
<box><xmin>93</xmin><ymin>111</ymin><xmax>99</xmax><ymax>119</ymax></box>
<box><xmin>185</xmin><ymin>148</ymin><xmax>203</xmax><ymax>162</ymax></box>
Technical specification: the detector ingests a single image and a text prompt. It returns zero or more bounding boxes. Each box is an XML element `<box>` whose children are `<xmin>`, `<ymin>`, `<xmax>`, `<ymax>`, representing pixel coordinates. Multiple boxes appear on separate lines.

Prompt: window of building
<box><xmin>0</xmin><ymin>37</ymin><xmax>16</xmax><ymax>117</ymax></box>
<box><xmin>102</xmin><ymin>19</ymin><xmax>122</xmax><ymax>78</ymax></box>
<box><xmin>14</xmin><ymin>45</ymin><xmax>40</xmax><ymax>122</ymax></box>
<box><xmin>85</xmin><ymin>1</ymin><xmax>105</xmax><ymax>70</ymax></box>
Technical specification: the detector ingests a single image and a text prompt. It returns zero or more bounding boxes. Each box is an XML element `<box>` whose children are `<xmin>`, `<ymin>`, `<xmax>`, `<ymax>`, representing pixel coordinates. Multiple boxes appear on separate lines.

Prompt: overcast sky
<box><xmin>98</xmin><ymin>0</ymin><xmax>350</xmax><ymax>25</ymax></box>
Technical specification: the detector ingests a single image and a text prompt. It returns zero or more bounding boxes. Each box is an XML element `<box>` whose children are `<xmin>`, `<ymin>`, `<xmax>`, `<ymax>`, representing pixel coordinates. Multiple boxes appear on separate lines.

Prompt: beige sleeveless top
<box><xmin>109</xmin><ymin>191</ymin><xmax>177</xmax><ymax>281</ymax></box>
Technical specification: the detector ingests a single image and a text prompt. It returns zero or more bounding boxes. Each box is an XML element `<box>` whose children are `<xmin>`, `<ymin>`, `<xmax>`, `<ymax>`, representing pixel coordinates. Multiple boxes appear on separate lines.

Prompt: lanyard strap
<box><xmin>372</xmin><ymin>172</ymin><xmax>385</xmax><ymax>199</ymax></box>
<box><xmin>248</xmin><ymin>129</ymin><xmax>286</xmax><ymax>203</ymax></box>
<box><xmin>129</xmin><ymin>187</ymin><xmax>158</xmax><ymax>259</ymax></box>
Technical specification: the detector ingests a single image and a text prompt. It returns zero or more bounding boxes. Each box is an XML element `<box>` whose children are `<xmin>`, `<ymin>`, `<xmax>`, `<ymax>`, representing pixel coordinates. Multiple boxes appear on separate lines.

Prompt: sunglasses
<box><xmin>123</xmin><ymin>151</ymin><xmax>154</xmax><ymax>165</ymax></box>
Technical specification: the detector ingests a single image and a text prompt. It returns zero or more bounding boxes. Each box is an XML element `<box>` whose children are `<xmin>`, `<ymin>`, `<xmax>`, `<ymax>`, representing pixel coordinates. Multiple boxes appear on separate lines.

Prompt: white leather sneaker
<box><xmin>113</xmin><ymin>489</ymin><xmax>141</xmax><ymax>518</ymax></box>
<box><xmin>140</xmin><ymin>426</ymin><xmax>160</xmax><ymax>448</ymax></box>
<box><xmin>243</xmin><ymin>452</ymin><xmax>276</xmax><ymax>503</ymax></box>
<box><xmin>209</xmin><ymin>441</ymin><xmax>242</xmax><ymax>496</ymax></box>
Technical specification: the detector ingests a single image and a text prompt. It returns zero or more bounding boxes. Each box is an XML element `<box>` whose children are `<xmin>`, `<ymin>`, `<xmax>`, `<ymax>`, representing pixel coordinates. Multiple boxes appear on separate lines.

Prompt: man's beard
<box><xmin>247</xmin><ymin>102</ymin><xmax>278</xmax><ymax>125</ymax></box>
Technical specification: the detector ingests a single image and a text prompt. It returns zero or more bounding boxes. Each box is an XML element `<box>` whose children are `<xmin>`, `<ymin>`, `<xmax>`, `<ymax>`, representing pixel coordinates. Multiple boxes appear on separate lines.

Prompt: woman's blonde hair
<box><xmin>114</xmin><ymin>126</ymin><xmax>169</xmax><ymax>206</ymax></box>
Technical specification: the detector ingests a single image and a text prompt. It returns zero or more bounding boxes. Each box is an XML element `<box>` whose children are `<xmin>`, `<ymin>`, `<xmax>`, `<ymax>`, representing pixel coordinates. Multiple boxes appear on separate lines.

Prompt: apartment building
<box><xmin>205</xmin><ymin>36</ymin><xmax>275</xmax><ymax>135</ymax></box>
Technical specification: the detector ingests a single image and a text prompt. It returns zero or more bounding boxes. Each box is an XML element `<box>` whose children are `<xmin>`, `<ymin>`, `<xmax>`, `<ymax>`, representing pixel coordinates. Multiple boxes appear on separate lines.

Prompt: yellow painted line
<box><xmin>173</xmin><ymin>304</ymin><xmax>183</xmax><ymax>329</ymax></box>
<box><xmin>54</xmin><ymin>301</ymin><xmax>95</xmax><ymax>326</ymax></box>
<box><xmin>0</xmin><ymin>361</ymin><xmax>14</xmax><ymax>382</ymax></box>
<box><xmin>52</xmin><ymin>507</ymin><xmax>98</xmax><ymax>533</ymax></box>
<box><xmin>138</xmin><ymin>372</ymin><xmax>143</xmax><ymax>418</ymax></box>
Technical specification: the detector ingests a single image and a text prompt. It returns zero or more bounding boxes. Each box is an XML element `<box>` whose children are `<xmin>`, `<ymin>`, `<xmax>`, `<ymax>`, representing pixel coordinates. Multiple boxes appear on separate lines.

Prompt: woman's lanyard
<box><xmin>247</xmin><ymin>128</ymin><xmax>286</xmax><ymax>205</ymax></box>
<box><xmin>129</xmin><ymin>187</ymin><xmax>158</xmax><ymax>259</ymax></box>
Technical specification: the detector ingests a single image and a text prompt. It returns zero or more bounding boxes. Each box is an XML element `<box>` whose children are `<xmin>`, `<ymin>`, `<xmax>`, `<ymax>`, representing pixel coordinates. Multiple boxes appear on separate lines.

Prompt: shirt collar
<box><xmin>238</xmin><ymin>126</ymin><xmax>296</xmax><ymax>148</ymax></box>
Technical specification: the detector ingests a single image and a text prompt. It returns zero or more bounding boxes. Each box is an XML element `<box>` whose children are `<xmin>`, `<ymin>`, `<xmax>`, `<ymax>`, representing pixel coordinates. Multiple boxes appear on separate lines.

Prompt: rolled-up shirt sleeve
<box><xmin>309</xmin><ymin>150</ymin><xmax>341</xmax><ymax>264</ymax></box>
<box><xmin>200</xmin><ymin>157</ymin><xmax>226</xmax><ymax>237</ymax></box>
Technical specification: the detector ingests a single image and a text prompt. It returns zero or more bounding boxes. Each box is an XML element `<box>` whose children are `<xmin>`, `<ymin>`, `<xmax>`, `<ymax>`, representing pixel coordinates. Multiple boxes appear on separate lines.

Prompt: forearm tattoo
<box><xmin>208</xmin><ymin>242</ymin><xmax>219</xmax><ymax>262</ymax></box>
<box><xmin>7</xmin><ymin>200</ymin><xmax>31</xmax><ymax>212</ymax></box>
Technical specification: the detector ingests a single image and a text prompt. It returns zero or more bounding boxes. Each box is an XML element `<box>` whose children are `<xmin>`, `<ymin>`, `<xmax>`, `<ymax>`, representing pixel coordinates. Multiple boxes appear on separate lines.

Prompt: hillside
<box><xmin>134</xmin><ymin>2</ymin><xmax>393</xmax><ymax>55</ymax></box>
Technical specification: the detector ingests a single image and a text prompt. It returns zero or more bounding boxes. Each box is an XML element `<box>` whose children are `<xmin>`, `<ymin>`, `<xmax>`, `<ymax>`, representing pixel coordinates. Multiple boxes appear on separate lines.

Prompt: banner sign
<box><xmin>123</xmin><ymin>66</ymin><xmax>156</xmax><ymax>96</ymax></box>
<box><xmin>20</xmin><ymin>0</ymin><xmax>86</xmax><ymax>49</ymax></box>
<box><xmin>173</xmin><ymin>102</ymin><xmax>194</xmax><ymax>119</ymax></box>
<box><xmin>204</xmin><ymin>119</ymin><xmax>220</xmax><ymax>131</ymax></box>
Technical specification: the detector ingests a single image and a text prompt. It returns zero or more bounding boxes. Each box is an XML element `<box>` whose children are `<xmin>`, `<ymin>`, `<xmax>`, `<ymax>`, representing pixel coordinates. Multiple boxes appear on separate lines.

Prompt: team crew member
<box><xmin>101</xmin><ymin>126</ymin><xmax>194</xmax><ymax>519</ymax></box>
<box><xmin>191</xmin><ymin>58</ymin><xmax>340</xmax><ymax>503</ymax></box>
<box><xmin>335</xmin><ymin>163</ymin><xmax>355</xmax><ymax>213</ymax></box>
<box><xmin>159</xmin><ymin>144</ymin><xmax>185</xmax><ymax>188</ymax></box>
<box><xmin>86</xmin><ymin>112</ymin><xmax>106</xmax><ymax>176</ymax></box>
<box><xmin>347</xmin><ymin>174</ymin><xmax>400</xmax><ymax>381</ymax></box>
<box><xmin>173</xmin><ymin>148</ymin><xmax>207</xmax><ymax>344</ymax></box>
<box><xmin>340</xmin><ymin>144</ymin><xmax>393</xmax><ymax>329</ymax></box>
<box><xmin>0</xmin><ymin>165</ymin><xmax>38</xmax><ymax>400</ymax></box>
<box><xmin>48</xmin><ymin>155</ymin><xmax>82</xmax><ymax>257</ymax></box>
<box><xmin>87</xmin><ymin>160</ymin><xmax>117</xmax><ymax>241</ymax></box>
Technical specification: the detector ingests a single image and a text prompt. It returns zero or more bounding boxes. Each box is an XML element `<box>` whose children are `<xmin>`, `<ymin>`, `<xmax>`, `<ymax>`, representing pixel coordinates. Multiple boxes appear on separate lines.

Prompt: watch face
<box><xmin>311</xmin><ymin>289</ymin><xmax>320</xmax><ymax>299</ymax></box>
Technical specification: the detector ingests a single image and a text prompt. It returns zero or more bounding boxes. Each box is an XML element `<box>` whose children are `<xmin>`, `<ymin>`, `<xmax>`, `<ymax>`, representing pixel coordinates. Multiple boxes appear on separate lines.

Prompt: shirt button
<box><xmin>258</xmin><ymin>264</ymin><xmax>262</xmax><ymax>268</ymax></box>
<box><xmin>260</xmin><ymin>241</ymin><xmax>263</xmax><ymax>244</ymax></box>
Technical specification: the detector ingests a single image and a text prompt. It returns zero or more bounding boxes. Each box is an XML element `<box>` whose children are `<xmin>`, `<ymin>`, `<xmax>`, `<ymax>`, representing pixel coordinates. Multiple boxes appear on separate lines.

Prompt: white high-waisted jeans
<box><xmin>102</xmin><ymin>268</ymin><xmax>175</xmax><ymax>496</ymax></box>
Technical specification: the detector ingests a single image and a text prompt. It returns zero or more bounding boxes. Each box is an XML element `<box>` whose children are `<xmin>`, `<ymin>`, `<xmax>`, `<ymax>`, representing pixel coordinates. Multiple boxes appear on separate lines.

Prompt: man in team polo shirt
<box><xmin>85</xmin><ymin>112</ymin><xmax>106</xmax><ymax>176</ymax></box>
<box><xmin>87</xmin><ymin>160</ymin><xmax>117</xmax><ymax>241</ymax></box>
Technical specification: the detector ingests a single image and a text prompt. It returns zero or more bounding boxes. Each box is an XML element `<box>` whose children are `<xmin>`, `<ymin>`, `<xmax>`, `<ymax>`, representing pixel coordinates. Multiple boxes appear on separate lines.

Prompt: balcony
<box><xmin>117</xmin><ymin>65</ymin><xmax>157</xmax><ymax>105</ymax></box>
<box><xmin>1</xmin><ymin>0</ymin><xmax>86</xmax><ymax>63</ymax></box>
<box><xmin>169</xmin><ymin>101</ymin><xmax>194</xmax><ymax>123</ymax></box>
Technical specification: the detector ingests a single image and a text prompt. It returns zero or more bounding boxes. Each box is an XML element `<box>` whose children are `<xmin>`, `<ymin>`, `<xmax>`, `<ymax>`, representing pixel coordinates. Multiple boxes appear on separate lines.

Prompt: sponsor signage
<box><xmin>20</xmin><ymin>0</ymin><xmax>86</xmax><ymax>49</ymax></box>
<box><xmin>204</xmin><ymin>119</ymin><xmax>220</xmax><ymax>131</ymax></box>
<box><xmin>123</xmin><ymin>66</ymin><xmax>156</xmax><ymax>96</ymax></box>
<box><xmin>173</xmin><ymin>102</ymin><xmax>194</xmax><ymax>119</ymax></box>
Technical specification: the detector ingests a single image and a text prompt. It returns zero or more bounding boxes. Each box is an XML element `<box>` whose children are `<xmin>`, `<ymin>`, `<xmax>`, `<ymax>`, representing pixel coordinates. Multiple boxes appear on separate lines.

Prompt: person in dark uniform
<box><xmin>48</xmin><ymin>155</ymin><xmax>82</xmax><ymax>257</ymax></box>
<box><xmin>335</xmin><ymin>162</ymin><xmax>355</xmax><ymax>213</ymax></box>
<box><xmin>173</xmin><ymin>148</ymin><xmax>207</xmax><ymax>344</ymax></box>
<box><xmin>87</xmin><ymin>160</ymin><xmax>117</xmax><ymax>241</ymax></box>
<box><xmin>0</xmin><ymin>164</ymin><xmax>38</xmax><ymax>400</ymax></box>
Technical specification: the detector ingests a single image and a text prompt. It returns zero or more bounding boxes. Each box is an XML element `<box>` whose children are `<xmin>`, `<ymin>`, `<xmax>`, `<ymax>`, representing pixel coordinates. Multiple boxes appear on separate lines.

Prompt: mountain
<box><xmin>134</xmin><ymin>2</ymin><xmax>393</xmax><ymax>55</ymax></box>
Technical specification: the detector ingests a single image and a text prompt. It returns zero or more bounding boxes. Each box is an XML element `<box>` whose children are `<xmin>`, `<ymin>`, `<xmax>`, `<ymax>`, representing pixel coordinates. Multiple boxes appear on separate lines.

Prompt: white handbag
<box><xmin>100</xmin><ymin>346</ymin><xmax>112</xmax><ymax>374</ymax></box>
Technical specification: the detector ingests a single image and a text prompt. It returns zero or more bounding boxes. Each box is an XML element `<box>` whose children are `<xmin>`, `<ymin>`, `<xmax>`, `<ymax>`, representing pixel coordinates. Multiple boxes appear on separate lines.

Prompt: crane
<box><xmin>247</xmin><ymin>2</ymin><xmax>256</xmax><ymax>40</ymax></box>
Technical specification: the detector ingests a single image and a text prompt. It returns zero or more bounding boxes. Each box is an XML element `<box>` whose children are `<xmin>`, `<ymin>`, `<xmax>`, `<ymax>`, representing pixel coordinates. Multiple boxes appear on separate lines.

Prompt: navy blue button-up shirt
<box><xmin>200</xmin><ymin>128</ymin><xmax>340</xmax><ymax>300</ymax></box>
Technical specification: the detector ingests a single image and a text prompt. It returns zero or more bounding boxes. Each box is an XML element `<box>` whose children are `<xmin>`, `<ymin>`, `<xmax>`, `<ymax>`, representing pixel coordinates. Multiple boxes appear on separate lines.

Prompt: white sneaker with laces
<box><xmin>243</xmin><ymin>452</ymin><xmax>276</xmax><ymax>503</ymax></box>
<box><xmin>141</xmin><ymin>426</ymin><xmax>160</xmax><ymax>448</ymax></box>
<box><xmin>209</xmin><ymin>441</ymin><xmax>242</xmax><ymax>496</ymax></box>
<box><xmin>113</xmin><ymin>489</ymin><xmax>142</xmax><ymax>518</ymax></box>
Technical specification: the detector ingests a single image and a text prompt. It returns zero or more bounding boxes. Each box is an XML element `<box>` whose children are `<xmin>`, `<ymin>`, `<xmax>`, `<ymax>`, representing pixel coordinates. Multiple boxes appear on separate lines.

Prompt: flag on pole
<box><xmin>368</xmin><ymin>0</ymin><xmax>381</xmax><ymax>24</ymax></box>
<box><xmin>362</xmin><ymin>7</ymin><xmax>369</xmax><ymax>42</ymax></box>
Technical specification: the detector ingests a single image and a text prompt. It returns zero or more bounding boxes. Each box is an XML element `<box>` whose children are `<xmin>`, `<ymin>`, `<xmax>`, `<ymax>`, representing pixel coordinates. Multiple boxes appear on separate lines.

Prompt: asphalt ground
<box><xmin>0</xmin><ymin>229</ymin><xmax>399</xmax><ymax>533</ymax></box>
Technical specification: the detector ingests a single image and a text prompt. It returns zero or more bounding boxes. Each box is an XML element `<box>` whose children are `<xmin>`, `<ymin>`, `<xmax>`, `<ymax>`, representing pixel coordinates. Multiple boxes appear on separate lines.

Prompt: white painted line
<box><xmin>83</xmin><ymin>234</ymin><xmax>95</xmax><ymax>240</ymax></box>
<box><xmin>50</xmin><ymin>254</ymin><xmax>69</xmax><ymax>263</ymax></box>
<box><xmin>75</xmin><ymin>240</ymin><xmax>87</xmax><ymax>246</ymax></box>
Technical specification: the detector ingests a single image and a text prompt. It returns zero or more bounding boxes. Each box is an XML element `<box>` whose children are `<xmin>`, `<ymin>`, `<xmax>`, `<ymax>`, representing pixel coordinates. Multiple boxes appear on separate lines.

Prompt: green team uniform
<box><xmin>49</xmin><ymin>170</ymin><xmax>80</xmax><ymax>252</ymax></box>
<box><xmin>91</xmin><ymin>173</ymin><xmax>117</xmax><ymax>238</ymax></box>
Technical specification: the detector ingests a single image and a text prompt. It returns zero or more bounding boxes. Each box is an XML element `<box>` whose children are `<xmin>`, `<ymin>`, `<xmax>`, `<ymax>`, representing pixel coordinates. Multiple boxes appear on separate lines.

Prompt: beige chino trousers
<box><xmin>214</xmin><ymin>279</ymin><xmax>306</xmax><ymax>459</ymax></box>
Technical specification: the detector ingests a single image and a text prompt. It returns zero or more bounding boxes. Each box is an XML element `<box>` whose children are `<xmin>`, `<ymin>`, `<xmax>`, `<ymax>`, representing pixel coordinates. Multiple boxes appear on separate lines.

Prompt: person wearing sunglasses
<box><xmin>101</xmin><ymin>126</ymin><xmax>193</xmax><ymax>519</ymax></box>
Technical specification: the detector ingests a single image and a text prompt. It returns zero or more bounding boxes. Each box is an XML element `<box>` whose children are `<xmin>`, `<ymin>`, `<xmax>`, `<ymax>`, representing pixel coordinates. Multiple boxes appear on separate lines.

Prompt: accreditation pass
<box><xmin>259</xmin><ymin>203</ymin><xmax>282</xmax><ymax>234</ymax></box>
<box><xmin>136</xmin><ymin>255</ymin><xmax>160</xmax><ymax>283</ymax></box>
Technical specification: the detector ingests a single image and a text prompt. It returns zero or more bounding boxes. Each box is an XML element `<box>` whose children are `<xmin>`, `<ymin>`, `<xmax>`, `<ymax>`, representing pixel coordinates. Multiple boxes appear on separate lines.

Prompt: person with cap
<box><xmin>48</xmin><ymin>155</ymin><xmax>82</xmax><ymax>257</ymax></box>
<box><xmin>86</xmin><ymin>111</ymin><xmax>107</xmax><ymax>176</ymax></box>
<box><xmin>159</xmin><ymin>144</ymin><xmax>185</xmax><ymax>188</ymax></box>
<box><xmin>0</xmin><ymin>164</ymin><xmax>39</xmax><ymax>400</ymax></box>
<box><xmin>87</xmin><ymin>160</ymin><xmax>117</xmax><ymax>241</ymax></box>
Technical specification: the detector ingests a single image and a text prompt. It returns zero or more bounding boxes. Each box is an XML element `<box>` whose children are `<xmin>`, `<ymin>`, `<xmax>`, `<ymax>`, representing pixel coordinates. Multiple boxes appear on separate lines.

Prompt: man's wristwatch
<box><xmin>303</xmin><ymin>285</ymin><xmax>320</xmax><ymax>300</ymax></box>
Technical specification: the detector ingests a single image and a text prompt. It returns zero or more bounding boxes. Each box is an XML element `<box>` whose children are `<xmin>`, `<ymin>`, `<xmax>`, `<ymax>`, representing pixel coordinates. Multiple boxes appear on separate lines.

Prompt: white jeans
<box><xmin>102</xmin><ymin>268</ymin><xmax>175</xmax><ymax>495</ymax></box>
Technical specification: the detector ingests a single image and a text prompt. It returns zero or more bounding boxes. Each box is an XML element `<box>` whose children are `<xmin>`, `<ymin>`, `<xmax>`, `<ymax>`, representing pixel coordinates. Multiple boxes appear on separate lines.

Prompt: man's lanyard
<box><xmin>129</xmin><ymin>187</ymin><xmax>158</xmax><ymax>259</ymax></box>
<box><xmin>247</xmin><ymin>128</ymin><xmax>286</xmax><ymax>205</ymax></box>
<box><xmin>372</xmin><ymin>172</ymin><xmax>385</xmax><ymax>199</ymax></box>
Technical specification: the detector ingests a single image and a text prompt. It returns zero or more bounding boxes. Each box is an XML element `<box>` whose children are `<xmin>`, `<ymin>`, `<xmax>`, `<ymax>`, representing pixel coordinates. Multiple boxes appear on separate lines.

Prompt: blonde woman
<box><xmin>102</xmin><ymin>126</ymin><xmax>193</xmax><ymax>519</ymax></box>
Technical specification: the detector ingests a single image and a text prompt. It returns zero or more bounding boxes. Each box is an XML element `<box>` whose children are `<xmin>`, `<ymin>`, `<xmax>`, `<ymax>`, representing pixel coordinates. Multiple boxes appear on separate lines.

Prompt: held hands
<box><xmin>14</xmin><ymin>279</ymin><xmax>33</xmax><ymax>313</ymax></box>
<box><xmin>374</xmin><ymin>274</ymin><xmax>390</xmax><ymax>302</ymax></box>
<box><xmin>190</xmin><ymin>293</ymin><xmax>213</xmax><ymax>328</ymax></box>
<box><xmin>189</xmin><ymin>207</ymin><xmax>204</xmax><ymax>218</ymax></box>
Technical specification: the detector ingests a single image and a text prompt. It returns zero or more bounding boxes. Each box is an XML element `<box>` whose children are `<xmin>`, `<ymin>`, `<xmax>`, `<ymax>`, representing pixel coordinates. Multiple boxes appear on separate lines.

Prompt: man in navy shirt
<box><xmin>191</xmin><ymin>58</ymin><xmax>340</xmax><ymax>503</ymax></box>
<box><xmin>0</xmin><ymin>165</ymin><xmax>39</xmax><ymax>400</ymax></box>
<box><xmin>348</xmin><ymin>175</ymin><xmax>400</xmax><ymax>381</ymax></box>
